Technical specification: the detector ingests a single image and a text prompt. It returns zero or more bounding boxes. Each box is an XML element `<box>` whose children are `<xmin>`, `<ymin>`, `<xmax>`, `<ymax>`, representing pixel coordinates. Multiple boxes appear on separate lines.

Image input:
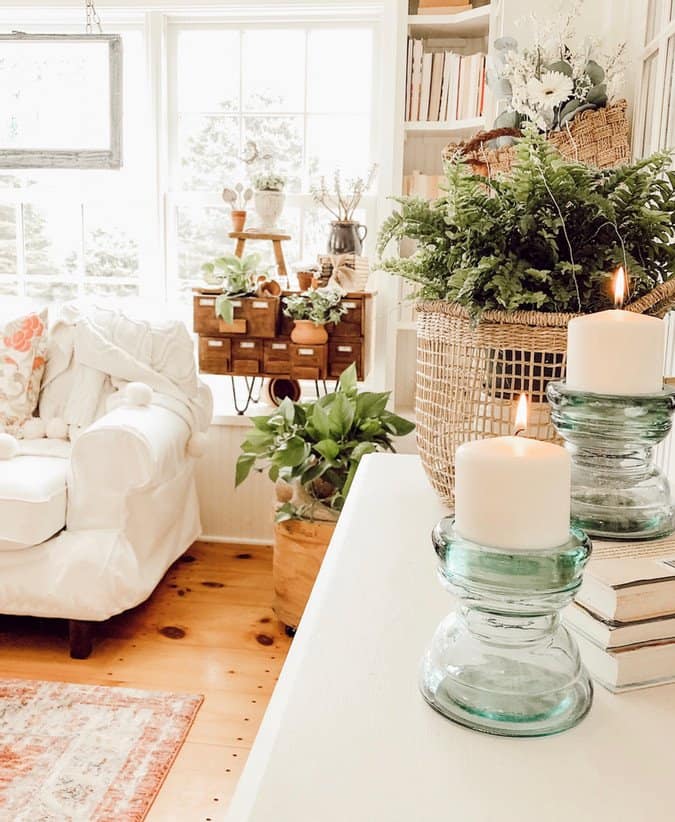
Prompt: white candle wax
<box><xmin>566</xmin><ymin>310</ymin><xmax>665</xmax><ymax>395</ymax></box>
<box><xmin>454</xmin><ymin>436</ymin><xmax>571</xmax><ymax>551</ymax></box>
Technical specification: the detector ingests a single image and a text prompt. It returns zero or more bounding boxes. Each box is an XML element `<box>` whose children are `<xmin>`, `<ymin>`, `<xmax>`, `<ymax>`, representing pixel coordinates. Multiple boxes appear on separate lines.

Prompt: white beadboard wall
<box><xmin>195</xmin><ymin>419</ymin><xmax>276</xmax><ymax>545</ymax></box>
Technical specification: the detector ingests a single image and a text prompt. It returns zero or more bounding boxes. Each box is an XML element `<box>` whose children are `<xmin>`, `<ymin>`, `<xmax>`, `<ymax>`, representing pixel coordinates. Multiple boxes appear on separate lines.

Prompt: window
<box><xmin>0</xmin><ymin>9</ymin><xmax>381</xmax><ymax>306</ymax></box>
<box><xmin>166</xmin><ymin>22</ymin><xmax>377</xmax><ymax>296</ymax></box>
<box><xmin>0</xmin><ymin>25</ymin><xmax>152</xmax><ymax>301</ymax></box>
<box><xmin>634</xmin><ymin>0</ymin><xmax>675</xmax><ymax>156</ymax></box>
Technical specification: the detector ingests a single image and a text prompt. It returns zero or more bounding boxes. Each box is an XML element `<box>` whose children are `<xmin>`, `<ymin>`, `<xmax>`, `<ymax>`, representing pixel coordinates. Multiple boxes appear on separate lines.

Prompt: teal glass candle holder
<box><xmin>547</xmin><ymin>382</ymin><xmax>675</xmax><ymax>539</ymax></box>
<box><xmin>420</xmin><ymin>517</ymin><xmax>593</xmax><ymax>737</ymax></box>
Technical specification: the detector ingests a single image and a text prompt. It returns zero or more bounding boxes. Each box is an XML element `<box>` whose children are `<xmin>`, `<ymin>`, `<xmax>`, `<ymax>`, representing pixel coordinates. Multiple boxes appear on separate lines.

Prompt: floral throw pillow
<box><xmin>0</xmin><ymin>310</ymin><xmax>48</xmax><ymax>435</ymax></box>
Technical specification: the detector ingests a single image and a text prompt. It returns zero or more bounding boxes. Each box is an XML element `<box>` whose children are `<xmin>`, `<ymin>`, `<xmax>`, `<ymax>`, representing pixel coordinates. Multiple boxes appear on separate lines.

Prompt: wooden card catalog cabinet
<box><xmin>193</xmin><ymin>290</ymin><xmax>372</xmax><ymax>385</ymax></box>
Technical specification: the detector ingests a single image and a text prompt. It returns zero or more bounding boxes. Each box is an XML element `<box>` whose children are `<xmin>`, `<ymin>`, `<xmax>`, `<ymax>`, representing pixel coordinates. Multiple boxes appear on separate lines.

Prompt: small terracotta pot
<box><xmin>297</xmin><ymin>271</ymin><xmax>315</xmax><ymax>291</ymax></box>
<box><xmin>291</xmin><ymin>319</ymin><xmax>328</xmax><ymax>345</ymax></box>
<box><xmin>231</xmin><ymin>210</ymin><xmax>246</xmax><ymax>232</ymax></box>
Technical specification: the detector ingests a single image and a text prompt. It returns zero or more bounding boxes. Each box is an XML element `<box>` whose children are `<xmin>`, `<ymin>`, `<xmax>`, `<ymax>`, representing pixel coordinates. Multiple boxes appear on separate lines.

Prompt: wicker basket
<box><xmin>443</xmin><ymin>100</ymin><xmax>630</xmax><ymax>175</ymax></box>
<box><xmin>416</xmin><ymin>279</ymin><xmax>675</xmax><ymax>507</ymax></box>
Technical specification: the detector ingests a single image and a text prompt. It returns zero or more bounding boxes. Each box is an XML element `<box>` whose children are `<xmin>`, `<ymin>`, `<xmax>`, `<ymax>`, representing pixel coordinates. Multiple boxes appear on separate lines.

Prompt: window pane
<box><xmin>84</xmin><ymin>205</ymin><xmax>141</xmax><ymax>280</ymax></box>
<box><xmin>242</xmin><ymin>30</ymin><xmax>305</xmax><ymax>112</ymax></box>
<box><xmin>23</xmin><ymin>203</ymin><xmax>80</xmax><ymax>278</ymax></box>
<box><xmin>83</xmin><ymin>282</ymin><xmax>139</xmax><ymax>298</ymax></box>
<box><xmin>176</xmin><ymin>205</ymin><xmax>231</xmax><ymax>290</ymax></box>
<box><xmin>638</xmin><ymin>53</ymin><xmax>658</xmax><ymax>156</ymax></box>
<box><xmin>0</xmin><ymin>279</ymin><xmax>18</xmax><ymax>296</ymax></box>
<box><xmin>663</xmin><ymin>36</ymin><xmax>675</xmax><ymax>148</ymax></box>
<box><xmin>178</xmin><ymin>115</ymin><xmax>241</xmax><ymax>190</ymax></box>
<box><xmin>242</xmin><ymin>116</ymin><xmax>303</xmax><ymax>192</ymax></box>
<box><xmin>307</xmin><ymin>29</ymin><xmax>373</xmax><ymax>113</ymax></box>
<box><xmin>0</xmin><ymin>206</ymin><xmax>16</xmax><ymax>275</ymax></box>
<box><xmin>177</xmin><ymin>30</ymin><xmax>240</xmax><ymax>113</ymax></box>
<box><xmin>25</xmin><ymin>280</ymin><xmax>77</xmax><ymax>301</ymax></box>
<box><xmin>647</xmin><ymin>0</ymin><xmax>664</xmax><ymax>42</ymax></box>
<box><xmin>306</xmin><ymin>115</ymin><xmax>371</xmax><ymax>180</ymax></box>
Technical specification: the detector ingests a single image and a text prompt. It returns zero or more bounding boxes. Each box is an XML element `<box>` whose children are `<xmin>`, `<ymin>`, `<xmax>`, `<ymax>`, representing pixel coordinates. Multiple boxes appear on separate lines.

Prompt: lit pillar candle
<box><xmin>454</xmin><ymin>396</ymin><xmax>571</xmax><ymax>551</ymax></box>
<box><xmin>566</xmin><ymin>267</ymin><xmax>665</xmax><ymax>395</ymax></box>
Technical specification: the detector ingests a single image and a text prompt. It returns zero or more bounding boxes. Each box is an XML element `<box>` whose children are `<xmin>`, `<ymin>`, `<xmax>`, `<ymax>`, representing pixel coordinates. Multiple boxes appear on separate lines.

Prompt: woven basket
<box><xmin>443</xmin><ymin>100</ymin><xmax>630</xmax><ymax>175</ymax></box>
<box><xmin>416</xmin><ymin>279</ymin><xmax>675</xmax><ymax>507</ymax></box>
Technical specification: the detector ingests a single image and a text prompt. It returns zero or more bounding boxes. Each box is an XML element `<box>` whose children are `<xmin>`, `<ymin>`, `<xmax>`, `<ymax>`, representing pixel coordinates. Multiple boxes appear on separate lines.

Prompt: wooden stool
<box><xmin>229</xmin><ymin>230</ymin><xmax>291</xmax><ymax>278</ymax></box>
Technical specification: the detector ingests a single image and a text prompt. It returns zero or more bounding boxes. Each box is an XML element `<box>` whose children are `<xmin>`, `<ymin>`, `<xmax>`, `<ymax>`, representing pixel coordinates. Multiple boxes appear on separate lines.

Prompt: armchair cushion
<box><xmin>0</xmin><ymin>455</ymin><xmax>68</xmax><ymax>551</ymax></box>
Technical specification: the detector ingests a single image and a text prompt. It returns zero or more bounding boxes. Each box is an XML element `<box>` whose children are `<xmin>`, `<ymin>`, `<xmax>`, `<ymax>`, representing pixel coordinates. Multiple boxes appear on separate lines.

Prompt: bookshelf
<box><xmin>387</xmin><ymin>1</ymin><xmax>498</xmax><ymax>414</ymax></box>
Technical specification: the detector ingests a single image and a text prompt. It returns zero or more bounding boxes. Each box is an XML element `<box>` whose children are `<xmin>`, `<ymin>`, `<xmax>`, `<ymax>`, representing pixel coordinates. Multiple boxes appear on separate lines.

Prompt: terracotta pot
<box><xmin>273</xmin><ymin>519</ymin><xmax>336</xmax><ymax>628</ymax></box>
<box><xmin>296</xmin><ymin>271</ymin><xmax>315</xmax><ymax>291</ymax></box>
<box><xmin>231</xmin><ymin>210</ymin><xmax>247</xmax><ymax>232</ymax></box>
<box><xmin>290</xmin><ymin>319</ymin><xmax>328</xmax><ymax>345</ymax></box>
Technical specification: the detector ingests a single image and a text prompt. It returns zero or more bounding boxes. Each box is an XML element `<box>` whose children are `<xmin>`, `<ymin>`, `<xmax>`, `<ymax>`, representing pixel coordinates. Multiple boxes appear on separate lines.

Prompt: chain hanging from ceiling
<box><xmin>85</xmin><ymin>0</ymin><xmax>103</xmax><ymax>34</ymax></box>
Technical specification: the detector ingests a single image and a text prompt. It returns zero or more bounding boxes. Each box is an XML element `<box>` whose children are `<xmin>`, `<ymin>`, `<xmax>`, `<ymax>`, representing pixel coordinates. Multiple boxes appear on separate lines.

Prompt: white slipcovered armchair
<box><xmin>0</xmin><ymin>304</ymin><xmax>212</xmax><ymax>658</ymax></box>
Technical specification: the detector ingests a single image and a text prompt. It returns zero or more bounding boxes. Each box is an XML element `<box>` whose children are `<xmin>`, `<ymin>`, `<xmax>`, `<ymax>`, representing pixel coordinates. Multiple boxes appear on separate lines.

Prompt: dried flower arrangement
<box><xmin>311</xmin><ymin>165</ymin><xmax>378</xmax><ymax>222</ymax></box>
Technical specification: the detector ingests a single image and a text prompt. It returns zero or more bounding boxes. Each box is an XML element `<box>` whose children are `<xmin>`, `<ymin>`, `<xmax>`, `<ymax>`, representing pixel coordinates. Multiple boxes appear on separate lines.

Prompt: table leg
<box><xmin>272</xmin><ymin>240</ymin><xmax>287</xmax><ymax>278</ymax></box>
<box><xmin>234</xmin><ymin>238</ymin><xmax>246</xmax><ymax>257</ymax></box>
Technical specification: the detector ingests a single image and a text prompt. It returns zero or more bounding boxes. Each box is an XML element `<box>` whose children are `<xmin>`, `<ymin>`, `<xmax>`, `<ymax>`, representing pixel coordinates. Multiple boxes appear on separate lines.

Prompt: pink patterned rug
<box><xmin>0</xmin><ymin>678</ymin><xmax>203</xmax><ymax>821</ymax></box>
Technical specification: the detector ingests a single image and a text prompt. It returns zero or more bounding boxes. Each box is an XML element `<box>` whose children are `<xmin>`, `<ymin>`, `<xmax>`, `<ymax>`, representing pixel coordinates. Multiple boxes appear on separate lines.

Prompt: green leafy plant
<box><xmin>252</xmin><ymin>172</ymin><xmax>286</xmax><ymax>192</ymax></box>
<box><xmin>236</xmin><ymin>364</ymin><xmax>415</xmax><ymax>521</ymax></box>
<box><xmin>201</xmin><ymin>253</ymin><xmax>264</xmax><ymax>324</ymax></box>
<box><xmin>283</xmin><ymin>286</ymin><xmax>347</xmax><ymax>326</ymax></box>
<box><xmin>378</xmin><ymin>129</ymin><xmax>675</xmax><ymax>318</ymax></box>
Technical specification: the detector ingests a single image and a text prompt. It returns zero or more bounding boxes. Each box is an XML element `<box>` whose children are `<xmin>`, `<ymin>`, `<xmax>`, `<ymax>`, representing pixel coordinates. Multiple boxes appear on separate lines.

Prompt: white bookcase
<box><xmin>385</xmin><ymin>0</ymin><xmax>501</xmax><ymax>414</ymax></box>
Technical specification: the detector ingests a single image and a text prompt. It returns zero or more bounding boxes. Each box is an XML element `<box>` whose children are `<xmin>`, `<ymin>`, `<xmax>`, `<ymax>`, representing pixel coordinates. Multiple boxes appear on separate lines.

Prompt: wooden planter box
<box><xmin>273</xmin><ymin>519</ymin><xmax>336</xmax><ymax>629</ymax></box>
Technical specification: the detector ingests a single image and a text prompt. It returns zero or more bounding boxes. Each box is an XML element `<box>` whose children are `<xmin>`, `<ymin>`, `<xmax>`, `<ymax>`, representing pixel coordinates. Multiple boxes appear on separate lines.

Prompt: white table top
<box><xmin>226</xmin><ymin>454</ymin><xmax>675</xmax><ymax>822</ymax></box>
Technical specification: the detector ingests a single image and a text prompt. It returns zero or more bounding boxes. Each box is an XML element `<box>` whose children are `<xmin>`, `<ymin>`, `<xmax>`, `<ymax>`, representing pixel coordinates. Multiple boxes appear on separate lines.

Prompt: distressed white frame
<box><xmin>0</xmin><ymin>32</ymin><xmax>123</xmax><ymax>169</ymax></box>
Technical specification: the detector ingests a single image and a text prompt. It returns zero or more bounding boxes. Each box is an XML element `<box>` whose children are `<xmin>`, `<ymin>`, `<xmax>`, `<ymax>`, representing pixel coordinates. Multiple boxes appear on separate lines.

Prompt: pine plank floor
<box><xmin>0</xmin><ymin>541</ymin><xmax>291</xmax><ymax>821</ymax></box>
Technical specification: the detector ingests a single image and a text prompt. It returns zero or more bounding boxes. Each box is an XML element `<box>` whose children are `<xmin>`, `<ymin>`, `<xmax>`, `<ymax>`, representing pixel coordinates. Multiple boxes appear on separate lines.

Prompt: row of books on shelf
<box><xmin>566</xmin><ymin>538</ymin><xmax>675</xmax><ymax>692</ymax></box>
<box><xmin>413</xmin><ymin>0</ymin><xmax>488</xmax><ymax>14</ymax></box>
<box><xmin>406</xmin><ymin>39</ymin><xmax>486</xmax><ymax>123</ymax></box>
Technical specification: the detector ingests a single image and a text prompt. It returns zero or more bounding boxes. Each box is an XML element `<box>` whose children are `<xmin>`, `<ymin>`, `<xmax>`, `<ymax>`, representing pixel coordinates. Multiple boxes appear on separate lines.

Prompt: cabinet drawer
<box><xmin>243</xmin><ymin>297</ymin><xmax>279</xmax><ymax>338</ymax></box>
<box><xmin>291</xmin><ymin>343</ymin><xmax>327</xmax><ymax>378</ymax></box>
<box><xmin>329</xmin><ymin>298</ymin><xmax>364</xmax><ymax>339</ymax></box>
<box><xmin>232</xmin><ymin>358</ymin><xmax>260</xmax><ymax>376</ymax></box>
<box><xmin>199</xmin><ymin>337</ymin><xmax>231</xmax><ymax>374</ymax></box>
<box><xmin>194</xmin><ymin>296</ymin><xmax>247</xmax><ymax>336</ymax></box>
<box><xmin>328</xmin><ymin>341</ymin><xmax>363</xmax><ymax>380</ymax></box>
<box><xmin>232</xmin><ymin>339</ymin><xmax>262</xmax><ymax>360</ymax></box>
<box><xmin>264</xmin><ymin>340</ymin><xmax>291</xmax><ymax>375</ymax></box>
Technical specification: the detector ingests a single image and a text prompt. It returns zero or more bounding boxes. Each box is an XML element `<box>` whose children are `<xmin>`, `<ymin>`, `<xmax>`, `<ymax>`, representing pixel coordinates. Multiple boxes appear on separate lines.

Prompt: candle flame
<box><xmin>613</xmin><ymin>266</ymin><xmax>627</xmax><ymax>309</ymax></box>
<box><xmin>514</xmin><ymin>393</ymin><xmax>528</xmax><ymax>436</ymax></box>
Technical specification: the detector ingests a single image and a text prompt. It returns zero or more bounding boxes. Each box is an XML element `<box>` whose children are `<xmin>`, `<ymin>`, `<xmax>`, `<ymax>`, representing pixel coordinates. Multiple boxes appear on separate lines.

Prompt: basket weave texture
<box><xmin>443</xmin><ymin>100</ymin><xmax>630</xmax><ymax>174</ymax></box>
<box><xmin>416</xmin><ymin>279</ymin><xmax>675</xmax><ymax>507</ymax></box>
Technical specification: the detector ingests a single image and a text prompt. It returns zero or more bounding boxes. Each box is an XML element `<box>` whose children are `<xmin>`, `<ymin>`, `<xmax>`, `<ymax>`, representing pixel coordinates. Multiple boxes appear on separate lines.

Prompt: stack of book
<box><xmin>566</xmin><ymin>553</ymin><xmax>675</xmax><ymax>692</ymax></box>
<box><xmin>415</xmin><ymin>0</ymin><xmax>474</xmax><ymax>14</ymax></box>
<box><xmin>406</xmin><ymin>39</ymin><xmax>486</xmax><ymax>122</ymax></box>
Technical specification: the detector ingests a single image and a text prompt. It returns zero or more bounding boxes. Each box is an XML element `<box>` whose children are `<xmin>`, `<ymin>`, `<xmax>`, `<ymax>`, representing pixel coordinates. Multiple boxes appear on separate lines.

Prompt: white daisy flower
<box><xmin>526</xmin><ymin>70</ymin><xmax>575</xmax><ymax>110</ymax></box>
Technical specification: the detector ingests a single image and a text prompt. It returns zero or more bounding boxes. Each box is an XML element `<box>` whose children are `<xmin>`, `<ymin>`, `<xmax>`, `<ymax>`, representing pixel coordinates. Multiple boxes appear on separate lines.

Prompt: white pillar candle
<box><xmin>454</xmin><ymin>435</ymin><xmax>571</xmax><ymax>551</ymax></box>
<box><xmin>566</xmin><ymin>310</ymin><xmax>665</xmax><ymax>395</ymax></box>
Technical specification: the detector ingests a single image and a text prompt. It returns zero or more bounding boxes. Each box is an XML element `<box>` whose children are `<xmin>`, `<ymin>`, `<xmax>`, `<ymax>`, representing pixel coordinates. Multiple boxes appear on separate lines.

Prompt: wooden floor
<box><xmin>0</xmin><ymin>541</ymin><xmax>291</xmax><ymax>821</ymax></box>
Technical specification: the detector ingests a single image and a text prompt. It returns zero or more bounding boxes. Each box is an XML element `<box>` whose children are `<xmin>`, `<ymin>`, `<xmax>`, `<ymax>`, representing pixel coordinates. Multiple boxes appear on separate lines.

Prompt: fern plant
<box><xmin>378</xmin><ymin>129</ymin><xmax>675</xmax><ymax>317</ymax></box>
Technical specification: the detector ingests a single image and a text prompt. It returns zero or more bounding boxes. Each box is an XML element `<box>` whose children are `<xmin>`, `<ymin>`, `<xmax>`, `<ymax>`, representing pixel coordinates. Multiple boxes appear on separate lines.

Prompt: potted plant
<box><xmin>311</xmin><ymin>165</ymin><xmax>377</xmax><ymax>255</ymax></box>
<box><xmin>282</xmin><ymin>286</ymin><xmax>347</xmax><ymax>344</ymax></box>
<box><xmin>222</xmin><ymin>183</ymin><xmax>253</xmax><ymax>232</ymax></box>
<box><xmin>252</xmin><ymin>172</ymin><xmax>286</xmax><ymax>231</ymax></box>
<box><xmin>202</xmin><ymin>252</ymin><xmax>262</xmax><ymax>325</ymax></box>
<box><xmin>236</xmin><ymin>364</ymin><xmax>414</xmax><ymax>630</ymax></box>
<box><xmin>377</xmin><ymin>128</ymin><xmax>675</xmax><ymax>504</ymax></box>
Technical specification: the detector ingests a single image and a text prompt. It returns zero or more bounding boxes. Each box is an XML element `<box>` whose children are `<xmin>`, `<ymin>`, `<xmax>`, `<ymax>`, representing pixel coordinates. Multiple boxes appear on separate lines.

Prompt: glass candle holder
<box><xmin>419</xmin><ymin>517</ymin><xmax>593</xmax><ymax>737</ymax></box>
<box><xmin>547</xmin><ymin>382</ymin><xmax>675</xmax><ymax>539</ymax></box>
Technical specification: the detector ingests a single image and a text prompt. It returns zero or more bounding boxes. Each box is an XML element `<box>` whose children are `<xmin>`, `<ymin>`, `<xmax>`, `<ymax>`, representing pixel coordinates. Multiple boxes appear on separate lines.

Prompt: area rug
<box><xmin>0</xmin><ymin>678</ymin><xmax>203</xmax><ymax>821</ymax></box>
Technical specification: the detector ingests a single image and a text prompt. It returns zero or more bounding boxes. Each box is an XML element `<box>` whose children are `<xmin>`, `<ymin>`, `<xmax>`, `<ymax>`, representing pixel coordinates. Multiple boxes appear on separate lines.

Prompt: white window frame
<box><xmin>633</xmin><ymin>0</ymin><xmax>675</xmax><ymax>157</ymax></box>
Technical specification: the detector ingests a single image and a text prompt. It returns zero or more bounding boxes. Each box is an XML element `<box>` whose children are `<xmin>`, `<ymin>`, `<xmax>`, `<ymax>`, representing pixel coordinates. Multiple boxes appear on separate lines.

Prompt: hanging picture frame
<box><xmin>0</xmin><ymin>32</ymin><xmax>122</xmax><ymax>169</ymax></box>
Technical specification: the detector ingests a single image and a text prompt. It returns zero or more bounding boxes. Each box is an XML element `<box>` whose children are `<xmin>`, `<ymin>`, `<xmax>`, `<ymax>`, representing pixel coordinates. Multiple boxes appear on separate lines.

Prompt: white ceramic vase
<box><xmin>254</xmin><ymin>190</ymin><xmax>285</xmax><ymax>231</ymax></box>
